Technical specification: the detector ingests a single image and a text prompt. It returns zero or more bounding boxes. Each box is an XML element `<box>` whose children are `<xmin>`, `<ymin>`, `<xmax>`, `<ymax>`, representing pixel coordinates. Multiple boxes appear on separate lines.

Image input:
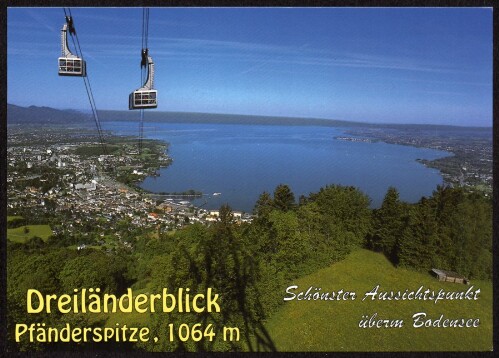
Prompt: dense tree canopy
<box><xmin>7</xmin><ymin>183</ymin><xmax>492</xmax><ymax>352</ymax></box>
<box><xmin>373</xmin><ymin>185</ymin><xmax>492</xmax><ymax>280</ymax></box>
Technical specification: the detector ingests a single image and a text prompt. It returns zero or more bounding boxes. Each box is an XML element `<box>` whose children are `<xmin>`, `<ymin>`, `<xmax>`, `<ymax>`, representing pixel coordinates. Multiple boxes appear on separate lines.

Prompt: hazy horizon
<box><xmin>8</xmin><ymin>102</ymin><xmax>493</xmax><ymax>129</ymax></box>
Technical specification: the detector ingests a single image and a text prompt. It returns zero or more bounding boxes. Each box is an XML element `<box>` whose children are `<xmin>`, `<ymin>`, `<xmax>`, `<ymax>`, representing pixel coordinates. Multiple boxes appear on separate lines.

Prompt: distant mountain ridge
<box><xmin>7</xmin><ymin>104</ymin><xmax>90</xmax><ymax>125</ymax></box>
<box><xmin>7</xmin><ymin>104</ymin><xmax>492</xmax><ymax>131</ymax></box>
<box><xmin>98</xmin><ymin>109</ymin><xmax>370</xmax><ymax>128</ymax></box>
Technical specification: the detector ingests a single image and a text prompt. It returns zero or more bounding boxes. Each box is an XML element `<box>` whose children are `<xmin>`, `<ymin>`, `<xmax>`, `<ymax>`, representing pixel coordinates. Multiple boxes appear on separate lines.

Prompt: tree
<box><xmin>25</xmin><ymin>236</ymin><xmax>45</xmax><ymax>250</ymax></box>
<box><xmin>308</xmin><ymin>185</ymin><xmax>371</xmax><ymax>247</ymax></box>
<box><xmin>6</xmin><ymin>248</ymin><xmax>78</xmax><ymax>351</ymax></box>
<box><xmin>218</xmin><ymin>203</ymin><xmax>235</xmax><ymax>226</ymax></box>
<box><xmin>369</xmin><ymin>187</ymin><xmax>406</xmax><ymax>261</ymax></box>
<box><xmin>297</xmin><ymin>202</ymin><xmax>348</xmax><ymax>265</ymax></box>
<box><xmin>253</xmin><ymin>191</ymin><xmax>273</xmax><ymax>217</ymax></box>
<box><xmin>395</xmin><ymin>187</ymin><xmax>492</xmax><ymax>279</ymax></box>
<box><xmin>397</xmin><ymin>198</ymin><xmax>439</xmax><ymax>270</ymax></box>
<box><xmin>143</xmin><ymin>215</ymin><xmax>275</xmax><ymax>351</ymax></box>
<box><xmin>58</xmin><ymin>251</ymin><xmax>124</xmax><ymax>293</ymax></box>
<box><xmin>273</xmin><ymin>184</ymin><xmax>295</xmax><ymax>212</ymax></box>
<box><xmin>268</xmin><ymin>210</ymin><xmax>308</xmax><ymax>276</ymax></box>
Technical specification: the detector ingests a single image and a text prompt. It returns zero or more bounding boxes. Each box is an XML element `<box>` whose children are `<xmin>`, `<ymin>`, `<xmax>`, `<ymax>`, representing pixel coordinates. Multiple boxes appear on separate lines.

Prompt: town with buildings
<box><xmin>7</xmin><ymin>128</ymin><xmax>253</xmax><ymax>252</ymax></box>
<box><xmin>343</xmin><ymin>126</ymin><xmax>493</xmax><ymax>192</ymax></box>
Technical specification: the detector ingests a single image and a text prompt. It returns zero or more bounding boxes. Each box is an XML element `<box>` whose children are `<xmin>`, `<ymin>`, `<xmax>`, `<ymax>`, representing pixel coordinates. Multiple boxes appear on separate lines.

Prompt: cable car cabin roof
<box><xmin>129</xmin><ymin>90</ymin><xmax>157</xmax><ymax>110</ymax></box>
<box><xmin>58</xmin><ymin>57</ymin><xmax>86</xmax><ymax>77</ymax></box>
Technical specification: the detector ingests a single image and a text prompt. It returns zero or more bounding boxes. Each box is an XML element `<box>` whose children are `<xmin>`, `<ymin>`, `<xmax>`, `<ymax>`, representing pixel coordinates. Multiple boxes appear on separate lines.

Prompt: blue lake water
<box><xmin>103</xmin><ymin>121</ymin><xmax>450</xmax><ymax>212</ymax></box>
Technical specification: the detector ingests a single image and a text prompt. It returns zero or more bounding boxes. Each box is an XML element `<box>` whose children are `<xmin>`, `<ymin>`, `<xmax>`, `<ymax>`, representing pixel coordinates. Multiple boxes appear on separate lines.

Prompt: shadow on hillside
<box><xmin>174</xmin><ymin>234</ymin><xmax>277</xmax><ymax>352</ymax></box>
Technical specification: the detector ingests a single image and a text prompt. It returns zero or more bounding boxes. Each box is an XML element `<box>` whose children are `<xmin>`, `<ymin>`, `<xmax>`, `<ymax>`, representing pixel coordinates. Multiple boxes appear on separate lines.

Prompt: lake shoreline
<box><xmin>101</xmin><ymin>121</ymin><xmax>449</xmax><ymax>212</ymax></box>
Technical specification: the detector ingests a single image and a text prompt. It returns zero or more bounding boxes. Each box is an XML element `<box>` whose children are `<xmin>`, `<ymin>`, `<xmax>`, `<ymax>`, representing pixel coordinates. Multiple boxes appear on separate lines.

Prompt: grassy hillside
<box><xmin>7</xmin><ymin>216</ymin><xmax>23</xmax><ymax>222</ymax></box>
<box><xmin>7</xmin><ymin>224</ymin><xmax>52</xmax><ymax>243</ymax></box>
<box><xmin>265</xmin><ymin>249</ymin><xmax>492</xmax><ymax>352</ymax></box>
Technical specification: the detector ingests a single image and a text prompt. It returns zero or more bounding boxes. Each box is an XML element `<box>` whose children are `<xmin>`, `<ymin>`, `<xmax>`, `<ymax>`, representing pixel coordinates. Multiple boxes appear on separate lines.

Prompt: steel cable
<box><xmin>64</xmin><ymin>8</ymin><xmax>108</xmax><ymax>156</ymax></box>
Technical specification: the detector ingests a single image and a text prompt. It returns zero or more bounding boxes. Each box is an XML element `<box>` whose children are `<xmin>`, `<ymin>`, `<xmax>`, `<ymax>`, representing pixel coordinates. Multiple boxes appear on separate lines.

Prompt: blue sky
<box><xmin>8</xmin><ymin>7</ymin><xmax>492</xmax><ymax>126</ymax></box>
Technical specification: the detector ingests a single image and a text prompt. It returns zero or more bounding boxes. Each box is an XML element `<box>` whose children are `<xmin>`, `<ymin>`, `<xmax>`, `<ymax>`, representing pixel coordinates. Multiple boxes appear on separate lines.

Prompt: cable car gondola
<box><xmin>58</xmin><ymin>17</ymin><xmax>86</xmax><ymax>77</ymax></box>
<box><xmin>129</xmin><ymin>53</ymin><xmax>157</xmax><ymax>110</ymax></box>
<box><xmin>58</xmin><ymin>9</ymin><xmax>107</xmax><ymax>155</ymax></box>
